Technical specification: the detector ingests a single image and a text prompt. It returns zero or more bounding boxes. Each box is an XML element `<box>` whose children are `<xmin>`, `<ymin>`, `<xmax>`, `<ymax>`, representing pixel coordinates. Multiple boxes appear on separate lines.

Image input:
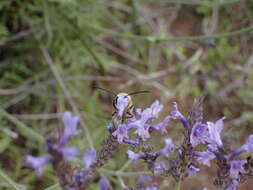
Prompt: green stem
<box><xmin>175</xmin><ymin>179</ymin><xmax>182</xmax><ymax>190</ymax></box>
<box><xmin>137</xmin><ymin>0</ymin><xmax>242</xmax><ymax>7</ymax></box>
<box><xmin>100</xmin><ymin>168</ymin><xmax>152</xmax><ymax>177</ymax></box>
<box><xmin>89</xmin><ymin>24</ymin><xmax>253</xmax><ymax>43</ymax></box>
<box><xmin>43</xmin><ymin>184</ymin><xmax>60</xmax><ymax>190</ymax></box>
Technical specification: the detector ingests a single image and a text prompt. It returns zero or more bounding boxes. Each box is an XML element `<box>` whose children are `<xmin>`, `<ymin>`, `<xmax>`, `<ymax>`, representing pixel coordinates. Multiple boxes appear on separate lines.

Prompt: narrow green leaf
<box><xmin>44</xmin><ymin>183</ymin><xmax>60</xmax><ymax>190</ymax></box>
<box><xmin>0</xmin><ymin>110</ymin><xmax>44</xmax><ymax>143</ymax></box>
<box><xmin>0</xmin><ymin>169</ymin><xmax>21</xmax><ymax>190</ymax></box>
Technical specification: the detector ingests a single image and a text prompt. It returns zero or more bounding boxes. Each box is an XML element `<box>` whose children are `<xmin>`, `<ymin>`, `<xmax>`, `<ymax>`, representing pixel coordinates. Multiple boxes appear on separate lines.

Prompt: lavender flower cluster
<box><xmin>26</xmin><ymin>97</ymin><xmax>253</xmax><ymax>190</ymax></box>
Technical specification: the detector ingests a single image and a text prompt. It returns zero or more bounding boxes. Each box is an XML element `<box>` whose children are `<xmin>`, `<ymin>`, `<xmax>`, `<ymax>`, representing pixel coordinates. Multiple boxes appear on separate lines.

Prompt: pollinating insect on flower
<box><xmin>25</xmin><ymin>90</ymin><xmax>253</xmax><ymax>190</ymax></box>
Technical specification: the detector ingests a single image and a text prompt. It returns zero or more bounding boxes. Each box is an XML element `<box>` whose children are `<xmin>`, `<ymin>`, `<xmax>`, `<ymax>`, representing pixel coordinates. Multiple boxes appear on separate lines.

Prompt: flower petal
<box><xmin>61</xmin><ymin>111</ymin><xmax>80</xmax><ymax>145</ymax></box>
<box><xmin>150</xmin><ymin>116</ymin><xmax>171</xmax><ymax>133</ymax></box>
<box><xmin>231</xmin><ymin>134</ymin><xmax>253</xmax><ymax>159</ymax></box>
<box><xmin>150</xmin><ymin>100</ymin><xmax>163</xmax><ymax>118</ymax></box>
<box><xmin>26</xmin><ymin>155</ymin><xmax>51</xmax><ymax>176</ymax></box>
<box><xmin>242</xmin><ymin>134</ymin><xmax>253</xmax><ymax>153</ymax></box>
<box><xmin>127</xmin><ymin>150</ymin><xmax>142</xmax><ymax>159</ymax></box>
<box><xmin>123</xmin><ymin>139</ymin><xmax>140</xmax><ymax>147</ymax></box>
<box><xmin>159</xmin><ymin>138</ymin><xmax>175</xmax><ymax>157</ymax></box>
<box><xmin>153</xmin><ymin>161</ymin><xmax>167</xmax><ymax>174</ymax></box>
<box><xmin>229</xmin><ymin>160</ymin><xmax>247</xmax><ymax>179</ymax></box>
<box><xmin>134</xmin><ymin>124</ymin><xmax>150</xmax><ymax>141</ymax></box>
<box><xmin>190</xmin><ymin>123</ymin><xmax>209</xmax><ymax>147</ymax></box>
<box><xmin>170</xmin><ymin>102</ymin><xmax>189</xmax><ymax>129</ymax></box>
<box><xmin>185</xmin><ymin>165</ymin><xmax>200</xmax><ymax>177</ymax></box>
<box><xmin>112</xmin><ymin>124</ymin><xmax>129</xmax><ymax>143</ymax></box>
<box><xmin>99</xmin><ymin>176</ymin><xmax>111</xmax><ymax>190</ymax></box>
<box><xmin>59</xmin><ymin>146</ymin><xmax>79</xmax><ymax>161</ymax></box>
<box><xmin>83</xmin><ymin>149</ymin><xmax>97</xmax><ymax>170</ymax></box>
<box><xmin>145</xmin><ymin>186</ymin><xmax>159</xmax><ymax>190</ymax></box>
<box><xmin>193</xmin><ymin>150</ymin><xmax>215</xmax><ymax>167</ymax></box>
<box><xmin>226</xmin><ymin>180</ymin><xmax>239</xmax><ymax>190</ymax></box>
<box><xmin>207</xmin><ymin>117</ymin><xmax>225</xmax><ymax>148</ymax></box>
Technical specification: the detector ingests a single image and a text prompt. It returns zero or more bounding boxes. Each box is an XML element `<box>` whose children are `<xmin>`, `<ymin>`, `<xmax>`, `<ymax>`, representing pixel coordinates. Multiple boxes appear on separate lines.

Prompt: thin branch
<box><xmin>12</xmin><ymin>113</ymin><xmax>62</xmax><ymax>120</ymax></box>
<box><xmin>0</xmin><ymin>110</ymin><xmax>44</xmax><ymax>143</ymax></box>
<box><xmin>40</xmin><ymin>45</ymin><xmax>94</xmax><ymax>149</ymax></box>
<box><xmin>2</xmin><ymin>92</ymin><xmax>30</xmax><ymax>109</ymax></box>
<box><xmin>218</xmin><ymin>53</ymin><xmax>253</xmax><ymax>97</ymax></box>
<box><xmin>0</xmin><ymin>86</ymin><xmax>28</xmax><ymax>95</ymax></box>
<box><xmin>1</xmin><ymin>75</ymin><xmax>122</xmax><ymax>109</ymax></box>
<box><xmin>94</xmin><ymin>38</ymin><xmax>141</xmax><ymax>64</ymax></box>
<box><xmin>90</xmin><ymin>24</ymin><xmax>253</xmax><ymax>43</ymax></box>
<box><xmin>1</xmin><ymin>28</ymin><xmax>37</xmax><ymax>44</ymax></box>
<box><xmin>100</xmin><ymin>168</ymin><xmax>152</xmax><ymax>177</ymax></box>
<box><xmin>137</xmin><ymin>0</ymin><xmax>242</xmax><ymax>7</ymax></box>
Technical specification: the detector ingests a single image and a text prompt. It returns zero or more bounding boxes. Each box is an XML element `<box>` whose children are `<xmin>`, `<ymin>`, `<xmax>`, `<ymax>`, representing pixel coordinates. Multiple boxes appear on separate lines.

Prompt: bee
<box><xmin>93</xmin><ymin>86</ymin><xmax>149</xmax><ymax>130</ymax></box>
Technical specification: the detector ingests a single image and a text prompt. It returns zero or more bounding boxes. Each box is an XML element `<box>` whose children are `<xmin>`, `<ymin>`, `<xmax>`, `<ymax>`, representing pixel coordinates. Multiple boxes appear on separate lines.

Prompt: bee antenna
<box><xmin>128</xmin><ymin>90</ymin><xmax>149</xmax><ymax>96</ymax></box>
<box><xmin>93</xmin><ymin>85</ymin><xmax>116</xmax><ymax>96</ymax></box>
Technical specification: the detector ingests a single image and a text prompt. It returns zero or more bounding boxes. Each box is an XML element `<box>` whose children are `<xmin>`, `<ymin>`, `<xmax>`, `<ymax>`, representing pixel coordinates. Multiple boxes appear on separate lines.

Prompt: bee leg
<box><xmin>112</xmin><ymin>111</ymin><xmax>116</xmax><ymax>117</ymax></box>
<box><xmin>125</xmin><ymin>111</ymin><xmax>134</xmax><ymax>119</ymax></box>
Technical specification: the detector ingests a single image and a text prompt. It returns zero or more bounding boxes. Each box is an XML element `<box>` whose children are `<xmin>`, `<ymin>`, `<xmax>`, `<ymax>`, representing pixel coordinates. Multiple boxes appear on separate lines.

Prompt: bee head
<box><xmin>113</xmin><ymin>93</ymin><xmax>132</xmax><ymax>111</ymax></box>
<box><xmin>93</xmin><ymin>85</ymin><xmax>149</xmax><ymax>115</ymax></box>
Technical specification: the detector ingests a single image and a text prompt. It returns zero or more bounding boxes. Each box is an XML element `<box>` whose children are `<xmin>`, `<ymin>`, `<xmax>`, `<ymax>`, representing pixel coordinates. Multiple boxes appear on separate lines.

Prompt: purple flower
<box><xmin>207</xmin><ymin>144</ymin><xmax>226</xmax><ymax>161</ymax></box>
<box><xmin>128</xmin><ymin>116</ymin><xmax>137</xmax><ymax>123</ymax></box>
<box><xmin>127</xmin><ymin>101</ymin><xmax>162</xmax><ymax>140</ymax></box>
<box><xmin>123</xmin><ymin>139</ymin><xmax>140</xmax><ymax>147</ymax></box>
<box><xmin>206</xmin><ymin>117</ymin><xmax>226</xmax><ymax>149</ymax></box>
<box><xmin>138</xmin><ymin>100</ymin><xmax>163</xmax><ymax>123</ymax></box>
<box><xmin>127</xmin><ymin>150</ymin><xmax>142</xmax><ymax>159</ymax></box>
<box><xmin>229</xmin><ymin>160</ymin><xmax>247</xmax><ymax>179</ymax></box>
<box><xmin>145</xmin><ymin>186</ymin><xmax>159</xmax><ymax>190</ymax></box>
<box><xmin>139</xmin><ymin>175</ymin><xmax>152</xmax><ymax>186</ymax></box>
<box><xmin>61</xmin><ymin>111</ymin><xmax>80</xmax><ymax>145</ymax></box>
<box><xmin>26</xmin><ymin>155</ymin><xmax>51</xmax><ymax>176</ymax></box>
<box><xmin>149</xmin><ymin>100</ymin><xmax>163</xmax><ymax>119</ymax></box>
<box><xmin>112</xmin><ymin>124</ymin><xmax>129</xmax><ymax>143</ymax></box>
<box><xmin>193</xmin><ymin>150</ymin><xmax>215</xmax><ymax>167</ymax></box>
<box><xmin>159</xmin><ymin>138</ymin><xmax>175</xmax><ymax>157</ymax></box>
<box><xmin>122</xmin><ymin>101</ymin><xmax>164</xmax><ymax>141</ymax></box>
<box><xmin>99</xmin><ymin>176</ymin><xmax>111</xmax><ymax>190</ymax></box>
<box><xmin>170</xmin><ymin>102</ymin><xmax>189</xmax><ymax>129</ymax></box>
<box><xmin>202</xmin><ymin>39</ymin><xmax>215</xmax><ymax>46</ymax></box>
<box><xmin>190</xmin><ymin>123</ymin><xmax>209</xmax><ymax>147</ymax></box>
<box><xmin>230</xmin><ymin>135</ymin><xmax>253</xmax><ymax>159</ymax></box>
<box><xmin>134</xmin><ymin>124</ymin><xmax>150</xmax><ymax>140</ymax></box>
<box><xmin>72</xmin><ymin>172</ymin><xmax>84</xmax><ymax>184</ymax></box>
<box><xmin>150</xmin><ymin>116</ymin><xmax>171</xmax><ymax>133</ymax></box>
<box><xmin>241</xmin><ymin>134</ymin><xmax>253</xmax><ymax>153</ymax></box>
<box><xmin>127</xmin><ymin>116</ymin><xmax>150</xmax><ymax>140</ymax></box>
<box><xmin>115</xmin><ymin>93</ymin><xmax>130</xmax><ymax>118</ymax></box>
<box><xmin>153</xmin><ymin>161</ymin><xmax>167</xmax><ymax>174</ymax></box>
<box><xmin>226</xmin><ymin>180</ymin><xmax>239</xmax><ymax>190</ymax></box>
<box><xmin>59</xmin><ymin>146</ymin><xmax>79</xmax><ymax>161</ymax></box>
<box><xmin>107</xmin><ymin>121</ymin><xmax>114</xmax><ymax>134</ymax></box>
<box><xmin>83</xmin><ymin>149</ymin><xmax>96</xmax><ymax>170</ymax></box>
<box><xmin>185</xmin><ymin>165</ymin><xmax>200</xmax><ymax>177</ymax></box>
<box><xmin>135</xmin><ymin>108</ymin><xmax>142</xmax><ymax>116</ymax></box>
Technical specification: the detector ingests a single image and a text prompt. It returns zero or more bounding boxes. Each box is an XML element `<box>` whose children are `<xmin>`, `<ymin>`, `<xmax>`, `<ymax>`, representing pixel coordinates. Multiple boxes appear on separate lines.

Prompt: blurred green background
<box><xmin>0</xmin><ymin>0</ymin><xmax>253</xmax><ymax>189</ymax></box>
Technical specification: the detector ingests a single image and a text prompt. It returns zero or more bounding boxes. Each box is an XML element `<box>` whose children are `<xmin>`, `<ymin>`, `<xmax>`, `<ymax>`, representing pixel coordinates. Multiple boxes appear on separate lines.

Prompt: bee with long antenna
<box><xmin>93</xmin><ymin>86</ymin><xmax>149</xmax><ymax>131</ymax></box>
